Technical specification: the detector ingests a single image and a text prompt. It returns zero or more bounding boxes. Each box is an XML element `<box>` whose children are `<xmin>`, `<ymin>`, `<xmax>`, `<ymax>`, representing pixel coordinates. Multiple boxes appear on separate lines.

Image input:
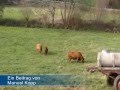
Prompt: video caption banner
<box><xmin>0</xmin><ymin>75</ymin><xmax>84</xmax><ymax>86</ymax></box>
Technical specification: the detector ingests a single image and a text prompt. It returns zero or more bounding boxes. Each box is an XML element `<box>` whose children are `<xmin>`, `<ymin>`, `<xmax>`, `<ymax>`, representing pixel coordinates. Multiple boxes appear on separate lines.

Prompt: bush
<box><xmin>0</xmin><ymin>18</ymin><xmax>42</xmax><ymax>28</ymax></box>
<box><xmin>0</xmin><ymin>18</ymin><xmax>119</xmax><ymax>33</ymax></box>
<box><xmin>27</xmin><ymin>19</ymin><xmax>42</xmax><ymax>28</ymax></box>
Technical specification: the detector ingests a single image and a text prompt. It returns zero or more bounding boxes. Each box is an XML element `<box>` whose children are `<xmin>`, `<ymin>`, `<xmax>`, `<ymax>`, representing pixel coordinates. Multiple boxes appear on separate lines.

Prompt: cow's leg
<box><xmin>81</xmin><ymin>55</ymin><xmax>84</xmax><ymax>63</ymax></box>
<box><xmin>77</xmin><ymin>58</ymin><xmax>80</xmax><ymax>62</ymax></box>
<box><xmin>69</xmin><ymin>58</ymin><xmax>72</xmax><ymax>63</ymax></box>
<box><xmin>36</xmin><ymin>49</ymin><xmax>38</xmax><ymax>53</ymax></box>
<box><xmin>68</xmin><ymin>57</ymin><xmax>71</xmax><ymax>63</ymax></box>
<box><xmin>82</xmin><ymin>59</ymin><xmax>84</xmax><ymax>63</ymax></box>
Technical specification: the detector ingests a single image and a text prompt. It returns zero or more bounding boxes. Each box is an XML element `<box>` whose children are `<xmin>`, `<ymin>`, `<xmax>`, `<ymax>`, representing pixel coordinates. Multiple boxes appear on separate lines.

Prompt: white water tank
<box><xmin>97</xmin><ymin>50</ymin><xmax>120</xmax><ymax>67</ymax></box>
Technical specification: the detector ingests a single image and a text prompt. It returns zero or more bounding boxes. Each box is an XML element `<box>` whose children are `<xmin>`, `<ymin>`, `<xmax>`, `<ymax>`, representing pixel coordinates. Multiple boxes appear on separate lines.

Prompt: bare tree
<box><xmin>20</xmin><ymin>0</ymin><xmax>32</xmax><ymax>22</ymax></box>
<box><xmin>48</xmin><ymin>0</ymin><xmax>56</xmax><ymax>27</ymax></box>
<box><xmin>66</xmin><ymin>0</ymin><xmax>75</xmax><ymax>28</ymax></box>
<box><xmin>95</xmin><ymin>0</ymin><xmax>109</xmax><ymax>20</ymax></box>
<box><xmin>59</xmin><ymin>0</ymin><xmax>76</xmax><ymax>28</ymax></box>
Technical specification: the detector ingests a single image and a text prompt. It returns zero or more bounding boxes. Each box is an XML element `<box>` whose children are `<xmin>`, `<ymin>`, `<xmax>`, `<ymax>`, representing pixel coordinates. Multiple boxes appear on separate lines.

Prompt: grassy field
<box><xmin>3</xmin><ymin>6</ymin><xmax>35</xmax><ymax>20</ymax></box>
<box><xmin>0</xmin><ymin>26</ymin><xmax>120</xmax><ymax>90</ymax></box>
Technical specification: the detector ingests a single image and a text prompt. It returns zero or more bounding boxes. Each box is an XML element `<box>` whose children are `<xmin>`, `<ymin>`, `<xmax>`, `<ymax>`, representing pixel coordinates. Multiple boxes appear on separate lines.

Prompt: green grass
<box><xmin>3</xmin><ymin>7</ymin><xmax>23</xmax><ymax>20</ymax></box>
<box><xmin>78</xmin><ymin>0</ymin><xmax>96</xmax><ymax>6</ymax></box>
<box><xmin>0</xmin><ymin>26</ymin><xmax>120</xmax><ymax>90</ymax></box>
<box><xmin>3</xmin><ymin>6</ymin><xmax>35</xmax><ymax>20</ymax></box>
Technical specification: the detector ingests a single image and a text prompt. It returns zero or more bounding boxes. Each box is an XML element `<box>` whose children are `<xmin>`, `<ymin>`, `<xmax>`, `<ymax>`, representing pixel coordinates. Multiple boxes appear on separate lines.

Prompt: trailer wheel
<box><xmin>114</xmin><ymin>75</ymin><xmax>120</xmax><ymax>90</ymax></box>
<box><xmin>107</xmin><ymin>76</ymin><xmax>114</xmax><ymax>86</ymax></box>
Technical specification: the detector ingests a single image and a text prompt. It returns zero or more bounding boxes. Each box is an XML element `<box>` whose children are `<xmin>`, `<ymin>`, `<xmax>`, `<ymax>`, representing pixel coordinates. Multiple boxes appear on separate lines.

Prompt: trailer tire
<box><xmin>107</xmin><ymin>76</ymin><xmax>114</xmax><ymax>86</ymax></box>
<box><xmin>114</xmin><ymin>75</ymin><xmax>120</xmax><ymax>90</ymax></box>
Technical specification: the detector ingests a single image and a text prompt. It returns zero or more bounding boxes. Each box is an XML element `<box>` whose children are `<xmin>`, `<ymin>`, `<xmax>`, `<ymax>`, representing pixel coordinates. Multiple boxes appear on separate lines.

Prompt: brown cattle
<box><xmin>35</xmin><ymin>44</ymin><xmax>42</xmax><ymax>53</ymax></box>
<box><xmin>44</xmin><ymin>46</ymin><xmax>48</xmax><ymax>55</ymax></box>
<box><xmin>67</xmin><ymin>51</ymin><xmax>84</xmax><ymax>63</ymax></box>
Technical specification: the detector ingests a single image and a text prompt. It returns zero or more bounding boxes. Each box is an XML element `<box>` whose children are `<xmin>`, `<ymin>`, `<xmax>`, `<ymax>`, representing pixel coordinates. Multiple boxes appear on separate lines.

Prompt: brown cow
<box><xmin>44</xmin><ymin>46</ymin><xmax>48</xmax><ymax>55</ymax></box>
<box><xmin>67</xmin><ymin>51</ymin><xmax>84</xmax><ymax>63</ymax></box>
<box><xmin>35</xmin><ymin>44</ymin><xmax>42</xmax><ymax>53</ymax></box>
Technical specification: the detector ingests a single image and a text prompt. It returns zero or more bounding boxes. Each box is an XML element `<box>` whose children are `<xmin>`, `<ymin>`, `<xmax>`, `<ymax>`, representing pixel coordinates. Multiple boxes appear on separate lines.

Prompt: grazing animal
<box><xmin>35</xmin><ymin>44</ymin><xmax>42</xmax><ymax>53</ymax></box>
<box><xmin>67</xmin><ymin>51</ymin><xmax>84</xmax><ymax>63</ymax></box>
<box><xmin>44</xmin><ymin>46</ymin><xmax>48</xmax><ymax>55</ymax></box>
